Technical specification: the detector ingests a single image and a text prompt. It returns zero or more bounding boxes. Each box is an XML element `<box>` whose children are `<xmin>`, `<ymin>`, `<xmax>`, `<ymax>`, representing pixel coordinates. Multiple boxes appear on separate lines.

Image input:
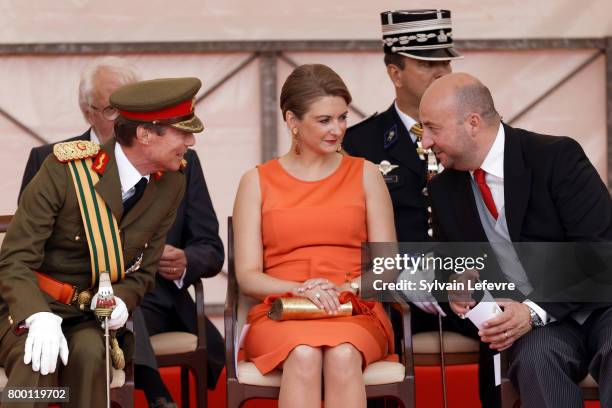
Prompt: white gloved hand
<box><xmin>412</xmin><ymin>300</ymin><xmax>447</xmax><ymax>316</ymax></box>
<box><xmin>398</xmin><ymin>267</ymin><xmax>447</xmax><ymax>316</ymax></box>
<box><xmin>23</xmin><ymin>312</ymin><xmax>69</xmax><ymax>375</ymax></box>
<box><xmin>90</xmin><ymin>295</ymin><xmax>128</xmax><ymax>330</ymax></box>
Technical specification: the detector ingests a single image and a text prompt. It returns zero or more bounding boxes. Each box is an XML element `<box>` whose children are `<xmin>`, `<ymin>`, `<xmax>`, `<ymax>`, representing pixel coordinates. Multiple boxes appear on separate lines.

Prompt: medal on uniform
<box><xmin>410</xmin><ymin>123</ymin><xmax>440</xmax><ymax>181</ymax></box>
<box><xmin>377</xmin><ymin>160</ymin><xmax>399</xmax><ymax>176</ymax></box>
<box><xmin>377</xmin><ymin>160</ymin><xmax>400</xmax><ymax>184</ymax></box>
<box><xmin>125</xmin><ymin>251</ymin><xmax>144</xmax><ymax>274</ymax></box>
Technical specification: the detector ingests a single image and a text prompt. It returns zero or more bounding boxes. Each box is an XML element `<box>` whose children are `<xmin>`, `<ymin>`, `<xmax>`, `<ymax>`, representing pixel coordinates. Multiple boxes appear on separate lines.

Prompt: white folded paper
<box><xmin>465</xmin><ymin>289</ymin><xmax>503</xmax><ymax>386</ymax></box>
<box><xmin>464</xmin><ymin>289</ymin><xmax>502</xmax><ymax>330</ymax></box>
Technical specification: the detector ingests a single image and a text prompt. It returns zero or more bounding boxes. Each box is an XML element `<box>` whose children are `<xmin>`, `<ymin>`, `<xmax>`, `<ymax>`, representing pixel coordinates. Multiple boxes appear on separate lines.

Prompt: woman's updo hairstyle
<box><xmin>280</xmin><ymin>64</ymin><xmax>352</xmax><ymax>121</ymax></box>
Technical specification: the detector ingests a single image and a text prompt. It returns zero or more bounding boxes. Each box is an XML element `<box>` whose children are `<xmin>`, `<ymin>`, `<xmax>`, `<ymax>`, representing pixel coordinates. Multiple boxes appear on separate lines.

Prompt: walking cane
<box><xmin>93</xmin><ymin>272</ymin><xmax>115</xmax><ymax>408</ymax></box>
<box><xmin>437</xmin><ymin>313</ymin><xmax>448</xmax><ymax>408</ymax></box>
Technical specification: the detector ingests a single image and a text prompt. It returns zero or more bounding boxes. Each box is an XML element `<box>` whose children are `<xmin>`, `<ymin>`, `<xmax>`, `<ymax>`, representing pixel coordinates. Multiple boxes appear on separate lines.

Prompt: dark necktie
<box><xmin>473</xmin><ymin>168</ymin><xmax>498</xmax><ymax>220</ymax></box>
<box><xmin>123</xmin><ymin>177</ymin><xmax>148</xmax><ymax>214</ymax></box>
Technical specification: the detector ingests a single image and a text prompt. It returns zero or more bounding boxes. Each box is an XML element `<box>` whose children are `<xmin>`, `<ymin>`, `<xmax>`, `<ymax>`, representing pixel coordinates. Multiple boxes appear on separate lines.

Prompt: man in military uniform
<box><xmin>343</xmin><ymin>9</ymin><xmax>462</xmax><ymax>319</ymax></box>
<box><xmin>344</xmin><ymin>9</ymin><xmax>464</xmax><ymax>336</ymax></box>
<box><xmin>0</xmin><ymin>77</ymin><xmax>203</xmax><ymax>408</ymax></box>
<box><xmin>343</xmin><ymin>9</ymin><xmax>460</xmax><ymax>244</ymax></box>
<box><xmin>19</xmin><ymin>57</ymin><xmax>225</xmax><ymax>408</ymax></box>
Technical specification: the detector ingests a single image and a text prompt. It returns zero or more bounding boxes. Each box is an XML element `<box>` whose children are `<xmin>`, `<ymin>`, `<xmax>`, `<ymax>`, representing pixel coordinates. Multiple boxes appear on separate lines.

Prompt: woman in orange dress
<box><xmin>233</xmin><ymin>64</ymin><xmax>397</xmax><ymax>408</ymax></box>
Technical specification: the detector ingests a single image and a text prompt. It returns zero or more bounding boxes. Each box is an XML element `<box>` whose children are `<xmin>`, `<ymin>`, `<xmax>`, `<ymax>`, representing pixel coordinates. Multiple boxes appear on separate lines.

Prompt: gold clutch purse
<box><xmin>268</xmin><ymin>297</ymin><xmax>353</xmax><ymax>321</ymax></box>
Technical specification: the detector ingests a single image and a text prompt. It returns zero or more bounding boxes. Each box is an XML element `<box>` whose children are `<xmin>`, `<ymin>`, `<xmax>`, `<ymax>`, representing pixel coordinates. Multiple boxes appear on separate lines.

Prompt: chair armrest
<box><xmin>389</xmin><ymin>301</ymin><xmax>414</xmax><ymax>377</ymax></box>
<box><xmin>224</xmin><ymin>216</ymin><xmax>239</xmax><ymax>381</ymax></box>
<box><xmin>194</xmin><ymin>278</ymin><xmax>207</xmax><ymax>350</ymax></box>
<box><xmin>224</xmin><ymin>283</ymin><xmax>238</xmax><ymax>381</ymax></box>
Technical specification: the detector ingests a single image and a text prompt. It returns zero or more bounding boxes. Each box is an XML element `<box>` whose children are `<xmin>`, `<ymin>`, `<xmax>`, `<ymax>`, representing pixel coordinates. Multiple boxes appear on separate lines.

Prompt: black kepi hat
<box><xmin>381</xmin><ymin>9</ymin><xmax>462</xmax><ymax>61</ymax></box>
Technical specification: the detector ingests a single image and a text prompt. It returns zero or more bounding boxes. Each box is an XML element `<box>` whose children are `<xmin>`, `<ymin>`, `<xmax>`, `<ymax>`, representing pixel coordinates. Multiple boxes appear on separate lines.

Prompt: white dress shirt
<box><xmin>394</xmin><ymin>102</ymin><xmax>418</xmax><ymax>144</ymax></box>
<box><xmin>90</xmin><ymin>129</ymin><xmax>101</xmax><ymax>145</ymax></box>
<box><xmin>113</xmin><ymin>142</ymin><xmax>186</xmax><ymax>288</ymax></box>
<box><xmin>471</xmin><ymin>124</ymin><xmax>551</xmax><ymax>325</ymax></box>
<box><xmin>114</xmin><ymin>142</ymin><xmax>150</xmax><ymax>202</ymax></box>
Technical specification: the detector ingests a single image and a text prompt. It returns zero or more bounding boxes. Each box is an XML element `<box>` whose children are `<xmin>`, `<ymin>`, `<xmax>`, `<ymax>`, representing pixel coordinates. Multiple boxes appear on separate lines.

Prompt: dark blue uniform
<box><xmin>343</xmin><ymin>104</ymin><xmax>429</xmax><ymax>243</ymax></box>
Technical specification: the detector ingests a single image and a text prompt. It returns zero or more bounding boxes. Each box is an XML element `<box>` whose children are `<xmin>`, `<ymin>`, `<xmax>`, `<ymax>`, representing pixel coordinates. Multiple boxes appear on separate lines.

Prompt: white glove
<box><xmin>398</xmin><ymin>267</ymin><xmax>447</xmax><ymax>316</ymax></box>
<box><xmin>23</xmin><ymin>312</ymin><xmax>69</xmax><ymax>375</ymax></box>
<box><xmin>90</xmin><ymin>295</ymin><xmax>128</xmax><ymax>330</ymax></box>
<box><xmin>412</xmin><ymin>300</ymin><xmax>447</xmax><ymax>316</ymax></box>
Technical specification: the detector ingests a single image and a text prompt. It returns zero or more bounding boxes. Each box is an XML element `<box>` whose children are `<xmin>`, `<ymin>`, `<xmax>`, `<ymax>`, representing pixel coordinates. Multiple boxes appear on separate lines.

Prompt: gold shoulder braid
<box><xmin>53</xmin><ymin>140</ymin><xmax>100</xmax><ymax>163</ymax></box>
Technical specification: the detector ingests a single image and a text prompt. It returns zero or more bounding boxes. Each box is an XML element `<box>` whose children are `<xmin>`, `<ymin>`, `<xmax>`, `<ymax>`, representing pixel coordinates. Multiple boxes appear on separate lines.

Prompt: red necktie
<box><xmin>473</xmin><ymin>168</ymin><xmax>498</xmax><ymax>220</ymax></box>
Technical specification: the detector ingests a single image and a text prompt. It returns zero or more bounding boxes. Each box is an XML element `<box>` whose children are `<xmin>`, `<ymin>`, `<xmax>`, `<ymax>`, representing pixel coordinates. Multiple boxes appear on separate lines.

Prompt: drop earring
<box><xmin>292</xmin><ymin>128</ymin><xmax>300</xmax><ymax>155</ymax></box>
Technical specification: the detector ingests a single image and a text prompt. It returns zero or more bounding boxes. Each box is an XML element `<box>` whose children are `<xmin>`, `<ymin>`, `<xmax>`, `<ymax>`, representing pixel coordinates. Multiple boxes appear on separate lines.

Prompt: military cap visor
<box><xmin>398</xmin><ymin>47</ymin><xmax>462</xmax><ymax>62</ymax></box>
<box><xmin>110</xmin><ymin>77</ymin><xmax>204</xmax><ymax>133</ymax></box>
<box><xmin>168</xmin><ymin>115</ymin><xmax>204</xmax><ymax>133</ymax></box>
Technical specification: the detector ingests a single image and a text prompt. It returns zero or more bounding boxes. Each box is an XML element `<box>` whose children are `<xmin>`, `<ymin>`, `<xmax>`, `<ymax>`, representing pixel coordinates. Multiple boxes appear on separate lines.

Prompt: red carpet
<box><xmin>133</xmin><ymin>364</ymin><xmax>601</xmax><ymax>407</ymax></box>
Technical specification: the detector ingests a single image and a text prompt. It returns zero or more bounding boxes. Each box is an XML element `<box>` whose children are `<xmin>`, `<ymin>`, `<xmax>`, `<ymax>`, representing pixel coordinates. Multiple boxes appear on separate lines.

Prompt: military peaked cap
<box><xmin>110</xmin><ymin>77</ymin><xmax>204</xmax><ymax>133</ymax></box>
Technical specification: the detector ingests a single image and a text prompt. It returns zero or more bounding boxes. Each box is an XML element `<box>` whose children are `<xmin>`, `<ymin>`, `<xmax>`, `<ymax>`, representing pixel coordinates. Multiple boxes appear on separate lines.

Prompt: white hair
<box><xmin>78</xmin><ymin>56</ymin><xmax>140</xmax><ymax>114</ymax></box>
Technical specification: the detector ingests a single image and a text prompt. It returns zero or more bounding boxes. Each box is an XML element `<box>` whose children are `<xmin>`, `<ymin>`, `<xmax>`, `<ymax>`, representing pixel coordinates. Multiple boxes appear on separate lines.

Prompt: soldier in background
<box><xmin>343</xmin><ymin>9</ymin><xmax>462</xmax><ymax>333</ymax></box>
<box><xmin>343</xmin><ymin>9</ymin><xmax>459</xmax><ymax>244</ymax></box>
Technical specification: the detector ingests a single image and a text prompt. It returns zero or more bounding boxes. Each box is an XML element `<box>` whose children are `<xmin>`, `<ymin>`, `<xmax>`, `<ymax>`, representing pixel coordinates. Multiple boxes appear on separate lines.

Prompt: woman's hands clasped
<box><xmin>292</xmin><ymin>278</ymin><xmax>342</xmax><ymax>315</ymax></box>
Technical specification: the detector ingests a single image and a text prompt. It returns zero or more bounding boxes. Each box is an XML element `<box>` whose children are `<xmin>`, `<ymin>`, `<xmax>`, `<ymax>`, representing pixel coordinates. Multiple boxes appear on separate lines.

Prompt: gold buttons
<box><xmin>75</xmin><ymin>235</ymin><xmax>81</xmax><ymax>241</ymax></box>
<box><xmin>8</xmin><ymin>315</ymin><xmax>13</xmax><ymax>325</ymax></box>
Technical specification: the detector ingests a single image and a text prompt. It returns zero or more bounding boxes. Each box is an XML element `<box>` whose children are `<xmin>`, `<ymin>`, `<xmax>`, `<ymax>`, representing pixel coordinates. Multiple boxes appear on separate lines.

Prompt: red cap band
<box><xmin>119</xmin><ymin>99</ymin><xmax>193</xmax><ymax>122</ymax></box>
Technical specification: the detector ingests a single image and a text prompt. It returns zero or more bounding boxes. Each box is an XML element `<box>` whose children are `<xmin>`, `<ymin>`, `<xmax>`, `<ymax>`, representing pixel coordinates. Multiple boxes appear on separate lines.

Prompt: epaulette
<box><xmin>53</xmin><ymin>140</ymin><xmax>100</xmax><ymax>163</ymax></box>
<box><xmin>348</xmin><ymin>112</ymin><xmax>379</xmax><ymax>131</ymax></box>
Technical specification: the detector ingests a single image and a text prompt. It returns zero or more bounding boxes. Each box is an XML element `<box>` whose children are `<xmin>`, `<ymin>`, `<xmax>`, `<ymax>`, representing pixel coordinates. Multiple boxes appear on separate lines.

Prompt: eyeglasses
<box><xmin>90</xmin><ymin>104</ymin><xmax>119</xmax><ymax>121</ymax></box>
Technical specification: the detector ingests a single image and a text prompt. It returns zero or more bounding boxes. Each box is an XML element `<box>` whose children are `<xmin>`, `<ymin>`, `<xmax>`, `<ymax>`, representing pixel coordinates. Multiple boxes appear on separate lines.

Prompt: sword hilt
<box><xmin>93</xmin><ymin>272</ymin><xmax>115</xmax><ymax>321</ymax></box>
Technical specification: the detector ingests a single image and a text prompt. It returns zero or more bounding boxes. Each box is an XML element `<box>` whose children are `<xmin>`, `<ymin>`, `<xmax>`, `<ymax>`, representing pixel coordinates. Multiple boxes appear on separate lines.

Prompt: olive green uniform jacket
<box><xmin>0</xmin><ymin>138</ymin><xmax>185</xmax><ymax>346</ymax></box>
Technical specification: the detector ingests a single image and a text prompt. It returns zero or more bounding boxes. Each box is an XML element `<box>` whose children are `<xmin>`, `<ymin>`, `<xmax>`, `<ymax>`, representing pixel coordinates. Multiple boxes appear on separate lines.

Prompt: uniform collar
<box><xmin>393</xmin><ymin>101</ymin><xmax>418</xmax><ymax>143</ymax></box>
<box><xmin>114</xmin><ymin>142</ymin><xmax>150</xmax><ymax>198</ymax></box>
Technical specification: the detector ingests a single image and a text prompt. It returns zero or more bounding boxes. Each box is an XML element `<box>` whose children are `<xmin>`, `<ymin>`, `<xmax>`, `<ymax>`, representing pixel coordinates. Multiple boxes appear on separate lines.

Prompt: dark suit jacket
<box><xmin>343</xmin><ymin>104</ymin><xmax>429</xmax><ymax>242</ymax></box>
<box><xmin>429</xmin><ymin>123</ymin><xmax>612</xmax><ymax>321</ymax></box>
<box><xmin>19</xmin><ymin>129</ymin><xmax>225</xmax><ymax>386</ymax></box>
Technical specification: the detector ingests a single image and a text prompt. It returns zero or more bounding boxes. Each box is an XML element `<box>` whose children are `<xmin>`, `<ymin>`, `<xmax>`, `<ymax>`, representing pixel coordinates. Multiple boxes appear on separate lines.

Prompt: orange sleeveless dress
<box><xmin>244</xmin><ymin>156</ymin><xmax>395</xmax><ymax>374</ymax></box>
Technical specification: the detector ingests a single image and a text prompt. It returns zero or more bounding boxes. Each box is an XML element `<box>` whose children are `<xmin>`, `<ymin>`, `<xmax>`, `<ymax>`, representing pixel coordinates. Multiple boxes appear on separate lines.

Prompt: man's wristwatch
<box><xmin>527</xmin><ymin>306</ymin><xmax>545</xmax><ymax>328</ymax></box>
